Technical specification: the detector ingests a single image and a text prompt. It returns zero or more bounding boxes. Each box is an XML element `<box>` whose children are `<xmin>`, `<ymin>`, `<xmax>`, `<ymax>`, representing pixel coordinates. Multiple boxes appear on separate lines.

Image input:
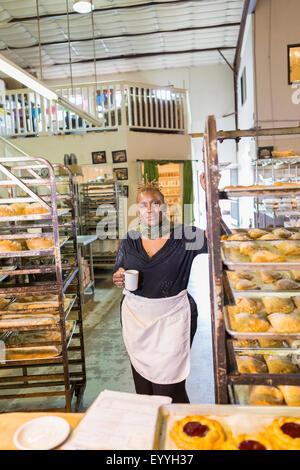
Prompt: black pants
<box><xmin>130</xmin><ymin>314</ymin><xmax>197</xmax><ymax>404</ymax></box>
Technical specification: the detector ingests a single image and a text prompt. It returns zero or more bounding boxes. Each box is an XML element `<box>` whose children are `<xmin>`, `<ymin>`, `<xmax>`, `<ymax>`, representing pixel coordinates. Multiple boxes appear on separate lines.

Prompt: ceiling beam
<box><xmin>24</xmin><ymin>46</ymin><xmax>236</xmax><ymax>69</ymax></box>
<box><xmin>6</xmin><ymin>0</ymin><xmax>214</xmax><ymax>23</ymax></box>
<box><xmin>3</xmin><ymin>22</ymin><xmax>241</xmax><ymax>51</ymax></box>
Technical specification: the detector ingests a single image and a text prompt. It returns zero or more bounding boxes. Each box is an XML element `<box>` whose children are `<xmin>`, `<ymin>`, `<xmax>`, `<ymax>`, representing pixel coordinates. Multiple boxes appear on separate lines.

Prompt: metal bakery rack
<box><xmin>80</xmin><ymin>181</ymin><xmax>125</xmax><ymax>268</ymax></box>
<box><xmin>203</xmin><ymin>115</ymin><xmax>300</xmax><ymax>405</ymax></box>
<box><xmin>0</xmin><ymin>156</ymin><xmax>86</xmax><ymax>412</ymax></box>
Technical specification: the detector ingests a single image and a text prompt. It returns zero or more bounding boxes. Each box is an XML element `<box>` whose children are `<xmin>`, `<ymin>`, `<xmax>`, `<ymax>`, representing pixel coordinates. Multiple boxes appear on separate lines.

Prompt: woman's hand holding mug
<box><xmin>113</xmin><ymin>267</ymin><xmax>125</xmax><ymax>288</ymax></box>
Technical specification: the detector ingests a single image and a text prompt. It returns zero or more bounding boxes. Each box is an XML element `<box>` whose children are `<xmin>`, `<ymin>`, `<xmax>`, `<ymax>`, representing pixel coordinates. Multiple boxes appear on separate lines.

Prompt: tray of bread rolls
<box><xmin>0</xmin><ymin>236</ymin><xmax>69</xmax><ymax>258</ymax></box>
<box><xmin>153</xmin><ymin>403</ymin><xmax>300</xmax><ymax>450</ymax></box>
<box><xmin>222</xmin><ymin>228</ymin><xmax>300</xmax><ymax>271</ymax></box>
<box><xmin>0</xmin><ymin>202</ymin><xmax>70</xmax><ymax>222</ymax></box>
<box><xmin>0</xmin><ymin>294</ymin><xmax>75</xmax><ymax>315</ymax></box>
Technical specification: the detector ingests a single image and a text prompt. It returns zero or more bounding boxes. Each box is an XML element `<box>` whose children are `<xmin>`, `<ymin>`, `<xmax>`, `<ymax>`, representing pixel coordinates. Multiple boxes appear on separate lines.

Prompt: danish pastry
<box><xmin>169</xmin><ymin>416</ymin><xmax>225</xmax><ymax>450</ymax></box>
<box><xmin>236</xmin><ymin>355</ymin><xmax>268</xmax><ymax>374</ymax></box>
<box><xmin>264</xmin><ymin>355</ymin><xmax>298</xmax><ymax>374</ymax></box>
<box><xmin>272</xmin><ymin>228</ymin><xmax>292</xmax><ymax>239</ymax></box>
<box><xmin>275</xmin><ymin>279</ymin><xmax>300</xmax><ymax>290</ymax></box>
<box><xmin>233</xmin><ymin>313</ymin><xmax>269</xmax><ymax>333</ymax></box>
<box><xmin>257</xmin><ymin>339</ymin><xmax>286</xmax><ymax>348</ymax></box>
<box><xmin>228</xmin><ymin>271</ymin><xmax>253</xmax><ymax>282</ymax></box>
<box><xmin>222</xmin><ymin>434</ymin><xmax>273</xmax><ymax>450</ymax></box>
<box><xmin>0</xmin><ymin>205</ymin><xmax>15</xmax><ymax>217</ymax></box>
<box><xmin>262</xmin><ymin>297</ymin><xmax>294</xmax><ymax>314</ymax></box>
<box><xmin>234</xmin><ymin>279</ymin><xmax>259</xmax><ymax>291</ymax></box>
<box><xmin>278</xmin><ymin>386</ymin><xmax>300</xmax><ymax>406</ymax></box>
<box><xmin>227</xmin><ymin>234</ymin><xmax>251</xmax><ymax>241</ymax></box>
<box><xmin>250</xmin><ymin>251</ymin><xmax>286</xmax><ymax>263</ymax></box>
<box><xmin>26</xmin><ymin>238</ymin><xmax>53</xmax><ymax>250</ymax></box>
<box><xmin>249</xmin><ymin>386</ymin><xmax>284</xmax><ymax>406</ymax></box>
<box><xmin>290</xmin><ymin>233</ymin><xmax>300</xmax><ymax>240</ymax></box>
<box><xmin>24</xmin><ymin>203</ymin><xmax>49</xmax><ymax>215</ymax></box>
<box><xmin>259</xmin><ymin>271</ymin><xmax>283</xmax><ymax>284</ymax></box>
<box><xmin>268</xmin><ymin>312</ymin><xmax>300</xmax><ymax>333</ymax></box>
<box><xmin>248</xmin><ymin>229</ymin><xmax>268</xmax><ymax>239</ymax></box>
<box><xmin>0</xmin><ymin>240</ymin><xmax>22</xmax><ymax>252</ymax></box>
<box><xmin>236</xmin><ymin>298</ymin><xmax>264</xmax><ymax>315</ymax></box>
<box><xmin>275</xmin><ymin>241</ymin><xmax>300</xmax><ymax>256</ymax></box>
<box><xmin>292</xmin><ymin>270</ymin><xmax>300</xmax><ymax>281</ymax></box>
<box><xmin>258</xmin><ymin>234</ymin><xmax>278</xmax><ymax>241</ymax></box>
<box><xmin>292</xmin><ymin>296</ymin><xmax>300</xmax><ymax>310</ymax></box>
<box><xmin>268</xmin><ymin>418</ymin><xmax>300</xmax><ymax>450</ymax></box>
<box><xmin>239</xmin><ymin>242</ymin><xmax>259</xmax><ymax>256</ymax></box>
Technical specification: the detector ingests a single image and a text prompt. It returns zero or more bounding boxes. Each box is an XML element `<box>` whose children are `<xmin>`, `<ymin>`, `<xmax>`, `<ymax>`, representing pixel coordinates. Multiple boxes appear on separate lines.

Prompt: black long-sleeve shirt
<box><xmin>114</xmin><ymin>225</ymin><xmax>208</xmax><ymax>316</ymax></box>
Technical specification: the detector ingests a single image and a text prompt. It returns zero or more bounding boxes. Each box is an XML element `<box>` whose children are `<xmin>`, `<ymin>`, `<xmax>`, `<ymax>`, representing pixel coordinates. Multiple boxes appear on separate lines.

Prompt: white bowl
<box><xmin>13</xmin><ymin>416</ymin><xmax>70</xmax><ymax>450</ymax></box>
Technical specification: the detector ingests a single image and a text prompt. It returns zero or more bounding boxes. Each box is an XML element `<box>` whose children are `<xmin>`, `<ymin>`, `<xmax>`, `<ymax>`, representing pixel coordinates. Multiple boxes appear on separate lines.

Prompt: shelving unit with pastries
<box><xmin>204</xmin><ymin>115</ymin><xmax>300</xmax><ymax>407</ymax></box>
<box><xmin>0</xmin><ymin>156</ymin><xmax>86</xmax><ymax>412</ymax></box>
<box><xmin>79</xmin><ymin>181</ymin><xmax>126</xmax><ymax>268</ymax></box>
<box><xmin>252</xmin><ymin>154</ymin><xmax>300</xmax><ymax>228</ymax></box>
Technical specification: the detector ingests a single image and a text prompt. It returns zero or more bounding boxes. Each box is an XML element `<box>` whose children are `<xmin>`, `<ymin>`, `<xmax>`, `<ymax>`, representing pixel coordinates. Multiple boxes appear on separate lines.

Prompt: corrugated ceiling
<box><xmin>0</xmin><ymin>0</ymin><xmax>244</xmax><ymax>80</ymax></box>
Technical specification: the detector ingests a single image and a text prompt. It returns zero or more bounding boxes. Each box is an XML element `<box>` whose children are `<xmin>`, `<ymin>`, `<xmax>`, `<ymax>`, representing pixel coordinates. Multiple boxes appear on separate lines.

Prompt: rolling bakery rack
<box><xmin>80</xmin><ymin>181</ymin><xmax>125</xmax><ymax>267</ymax></box>
<box><xmin>0</xmin><ymin>156</ymin><xmax>86</xmax><ymax>412</ymax></box>
<box><xmin>203</xmin><ymin>115</ymin><xmax>300</xmax><ymax>405</ymax></box>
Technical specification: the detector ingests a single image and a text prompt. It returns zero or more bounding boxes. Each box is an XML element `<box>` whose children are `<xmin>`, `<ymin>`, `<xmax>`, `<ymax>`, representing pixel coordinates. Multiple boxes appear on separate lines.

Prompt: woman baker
<box><xmin>112</xmin><ymin>178</ymin><xmax>209</xmax><ymax>404</ymax></box>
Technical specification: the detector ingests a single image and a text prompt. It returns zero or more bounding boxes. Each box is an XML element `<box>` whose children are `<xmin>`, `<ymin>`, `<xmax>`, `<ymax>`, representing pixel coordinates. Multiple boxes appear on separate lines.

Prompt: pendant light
<box><xmin>73</xmin><ymin>0</ymin><xmax>94</xmax><ymax>13</ymax></box>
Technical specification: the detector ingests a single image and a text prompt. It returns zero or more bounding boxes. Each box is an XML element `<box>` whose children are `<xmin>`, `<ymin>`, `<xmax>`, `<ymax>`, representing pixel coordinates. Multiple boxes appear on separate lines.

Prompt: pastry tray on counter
<box><xmin>152</xmin><ymin>404</ymin><xmax>300</xmax><ymax>450</ymax></box>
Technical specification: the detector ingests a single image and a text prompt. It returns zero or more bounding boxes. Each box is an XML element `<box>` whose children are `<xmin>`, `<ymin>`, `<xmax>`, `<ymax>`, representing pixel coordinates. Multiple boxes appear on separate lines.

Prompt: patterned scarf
<box><xmin>137</xmin><ymin>215</ymin><xmax>175</xmax><ymax>239</ymax></box>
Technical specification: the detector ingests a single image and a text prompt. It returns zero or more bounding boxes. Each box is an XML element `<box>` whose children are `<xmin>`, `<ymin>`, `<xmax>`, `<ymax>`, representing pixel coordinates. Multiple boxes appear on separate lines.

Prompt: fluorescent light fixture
<box><xmin>73</xmin><ymin>0</ymin><xmax>94</xmax><ymax>13</ymax></box>
<box><xmin>0</xmin><ymin>53</ymin><xmax>58</xmax><ymax>101</ymax></box>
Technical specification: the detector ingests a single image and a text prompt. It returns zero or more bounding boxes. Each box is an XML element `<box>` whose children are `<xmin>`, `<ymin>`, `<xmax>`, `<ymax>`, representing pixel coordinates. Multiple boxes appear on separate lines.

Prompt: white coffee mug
<box><xmin>124</xmin><ymin>270</ymin><xmax>139</xmax><ymax>291</ymax></box>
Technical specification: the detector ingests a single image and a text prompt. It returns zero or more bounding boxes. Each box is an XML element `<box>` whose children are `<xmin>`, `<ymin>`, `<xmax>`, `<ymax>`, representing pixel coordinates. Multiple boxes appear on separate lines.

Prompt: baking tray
<box><xmin>3</xmin><ymin>320</ymin><xmax>76</xmax><ymax>349</ymax></box>
<box><xmin>152</xmin><ymin>404</ymin><xmax>300</xmax><ymax>450</ymax></box>
<box><xmin>1</xmin><ymin>294</ymin><xmax>76</xmax><ymax>315</ymax></box>
<box><xmin>225</xmin><ymin>271</ymin><xmax>300</xmax><ymax>298</ymax></box>
<box><xmin>223</xmin><ymin>307</ymin><xmax>300</xmax><ymax>341</ymax></box>
<box><xmin>0</xmin><ymin>208</ymin><xmax>70</xmax><ymax>223</ymax></box>
<box><xmin>0</xmin><ymin>236</ymin><xmax>69</xmax><ymax>259</ymax></box>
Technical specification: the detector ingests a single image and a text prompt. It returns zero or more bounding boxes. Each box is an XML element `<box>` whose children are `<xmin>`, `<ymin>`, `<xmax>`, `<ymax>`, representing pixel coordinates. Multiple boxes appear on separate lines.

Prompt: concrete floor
<box><xmin>82</xmin><ymin>253</ymin><xmax>214</xmax><ymax>410</ymax></box>
<box><xmin>0</xmin><ymin>254</ymin><xmax>215</xmax><ymax>412</ymax></box>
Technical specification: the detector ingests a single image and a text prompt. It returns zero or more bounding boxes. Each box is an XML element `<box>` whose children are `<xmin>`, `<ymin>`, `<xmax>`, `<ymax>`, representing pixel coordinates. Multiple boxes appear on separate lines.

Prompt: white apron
<box><xmin>121</xmin><ymin>288</ymin><xmax>191</xmax><ymax>385</ymax></box>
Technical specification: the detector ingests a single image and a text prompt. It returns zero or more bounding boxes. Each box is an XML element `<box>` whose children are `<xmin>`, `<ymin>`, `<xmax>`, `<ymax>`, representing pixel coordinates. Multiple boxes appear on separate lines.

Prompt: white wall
<box><xmin>254</xmin><ymin>0</ymin><xmax>300</xmax><ymax>151</ymax></box>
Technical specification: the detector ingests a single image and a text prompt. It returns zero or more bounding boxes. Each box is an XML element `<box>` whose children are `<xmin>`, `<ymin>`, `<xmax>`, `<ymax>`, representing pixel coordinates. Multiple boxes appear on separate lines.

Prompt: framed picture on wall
<box><xmin>92</xmin><ymin>151</ymin><xmax>107</xmax><ymax>164</ymax></box>
<box><xmin>113</xmin><ymin>167</ymin><xmax>128</xmax><ymax>180</ymax></box>
<box><xmin>112</xmin><ymin>150</ymin><xmax>127</xmax><ymax>163</ymax></box>
<box><xmin>288</xmin><ymin>44</ymin><xmax>300</xmax><ymax>84</ymax></box>
<box><xmin>258</xmin><ymin>146</ymin><xmax>274</xmax><ymax>159</ymax></box>
<box><xmin>122</xmin><ymin>185</ymin><xmax>129</xmax><ymax>197</ymax></box>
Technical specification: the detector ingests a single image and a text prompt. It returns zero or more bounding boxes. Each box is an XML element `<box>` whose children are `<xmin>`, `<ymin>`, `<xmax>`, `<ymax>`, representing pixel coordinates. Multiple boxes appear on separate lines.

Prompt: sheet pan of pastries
<box><xmin>222</xmin><ymin>228</ymin><xmax>300</xmax><ymax>268</ymax></box>
<box><xmin>153</xmin><ymin>404</ymin><xmax>300</xmax><ymax>450</ymax></box>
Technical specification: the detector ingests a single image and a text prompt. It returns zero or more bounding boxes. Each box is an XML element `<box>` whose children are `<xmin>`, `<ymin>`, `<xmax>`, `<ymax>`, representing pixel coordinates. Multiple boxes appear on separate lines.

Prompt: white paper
<box><xmin>62</xmin><ymin>390</ymin><xmax>172</xmax><ymax>450</ymax></box>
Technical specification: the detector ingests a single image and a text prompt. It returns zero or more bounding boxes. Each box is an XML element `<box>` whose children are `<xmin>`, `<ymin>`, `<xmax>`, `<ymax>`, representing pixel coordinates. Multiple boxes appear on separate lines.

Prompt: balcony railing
<box><xmin>0</xmin><ymin>80</ymin><xmax>188</xmax><ymax>138</ymax></box>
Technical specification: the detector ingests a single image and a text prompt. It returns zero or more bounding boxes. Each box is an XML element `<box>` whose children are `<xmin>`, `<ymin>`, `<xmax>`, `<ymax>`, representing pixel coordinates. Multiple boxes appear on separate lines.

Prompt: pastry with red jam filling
<box><xmin>222</xmin><ymin>434</ymin><xmax>273</xmax><ymax>450</ymax></box>
<box><xmin>268</xmin><ymin>418</ymin><xmax>300</xmax><ymax>450</ymax></box>
<box><xmin>169</xmin><ymin>416</ymin><xmax>225</xmax><ymax>450</ymax></box>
